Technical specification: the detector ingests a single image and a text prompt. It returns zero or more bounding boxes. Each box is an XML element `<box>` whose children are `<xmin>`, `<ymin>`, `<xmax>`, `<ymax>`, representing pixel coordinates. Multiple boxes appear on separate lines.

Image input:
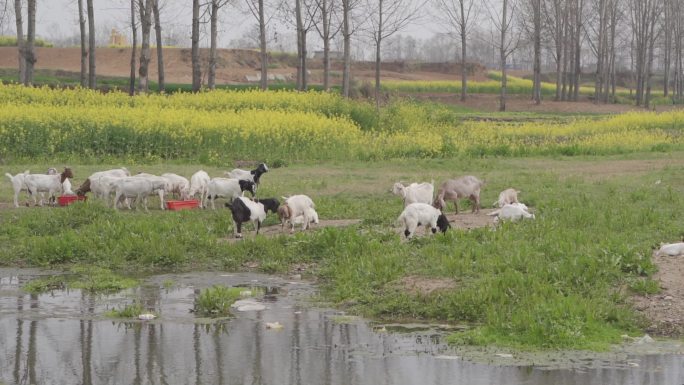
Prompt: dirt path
<box><xmin>633</xmin><ymin>253</ymin><xmax>684</xmax><ymax>336</ymax></box>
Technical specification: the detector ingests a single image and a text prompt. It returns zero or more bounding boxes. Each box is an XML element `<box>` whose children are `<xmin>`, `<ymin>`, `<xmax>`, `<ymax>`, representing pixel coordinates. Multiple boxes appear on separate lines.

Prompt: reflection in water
<box><xmin>0</xmin><ymin>271</ymin><xmax>683</xmax><ymax>385</ymax></box>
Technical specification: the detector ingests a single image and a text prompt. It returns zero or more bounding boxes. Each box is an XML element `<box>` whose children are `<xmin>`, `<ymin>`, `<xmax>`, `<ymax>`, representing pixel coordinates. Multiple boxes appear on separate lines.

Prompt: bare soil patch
<box><xmin>219</xmin><ymin>218</ymin><xmax>362</xmax><ymax>243</ymax></box>
<box><xmin>633</xmin><ymin>253</ymin><xmax>684</xmax><ymax>337</ymax></box>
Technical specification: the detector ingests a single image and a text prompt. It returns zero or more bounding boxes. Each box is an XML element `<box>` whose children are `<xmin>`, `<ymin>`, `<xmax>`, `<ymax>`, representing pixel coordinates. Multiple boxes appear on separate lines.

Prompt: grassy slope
<box><xmin>1</xmin><ymin>153</ymin><xmax>683</xmax><ymax>350</ymax></box>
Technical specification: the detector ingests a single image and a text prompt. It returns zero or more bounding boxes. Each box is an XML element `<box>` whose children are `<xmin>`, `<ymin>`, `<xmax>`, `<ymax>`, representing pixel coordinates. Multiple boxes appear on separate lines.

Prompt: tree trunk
<box><xmin>78</xmin><ymin>0</ymin><xmax>87</xmax><ymax>87</ymax></box>
<box><xmin>499</xmin><ymin>0</ymin><xmax>508</xmax><ymax>112</ymax></box>
<box><xmin>87</xmin><ymin>0</ymin><xmax>96</xmax><ymax>89</ymax></box>
<box><xmin>459</xmin><ymin>0</ymin><xmax>467</xmax><ymax>101</ymax></box>
<box><xmin>341</xmin><ymin>0</ymin><xmax>351</xmax><ymax>97</ymax></box>
<box><xmin>321</xmin><ymin>0</ymin><xmax>330</xmax><ymax>91</ymax></box>
<box><xmin>129</xmin><ymin>0</ymin><xmax>137</xmax><ymax>95</ymax></box>
<box><xmin>572</xmin><ymin>0</ymin><xmax>582</xmax><ymax>101</ymax></box>
<box><xmin>14</xmin><ymin>0</ymin><xmax>25</xmax><ymax>84</ymax></box>
<box><xmin>138</xmin><ymin>0</ymin><xmax>152</xmax><ymax>93</ymax></box>
<box><xmin>295</xmin><ymin>0</ymin><xmax>303</xmax><ymax>90</ymax></box>
<box><xmin>152</xmin><ymin>0</ymin><xmax>164</xmax><ymax>93</ymax></box>
<box><xmin>24</xmin><ymin>0</ymin><xmax>35</xmax><ymax>86</ymax></box>
<box><xmin>191</xmin><ymin>0</ymin><xmax>201</xmax><ymax>92</ymax></box>
<box><xmin>663</xmin><ymin>0</ymin><xmax>671</xmax><ymax>97</ymax></box>
<box><xmin>375</xmin><ymin>0</ymin><xmax>384</xmax><ymax>110</ymax></box>
<box><xmin>258</xmin><ymin>0</ymin><xmax>268</xmax><ymax>90</ymax></box>
<box><xmin>302</xmin><ymin>30</ymin><xmax>308</xmax><ymax>90</ymax></box>
<box><xmin>208</xmin><ymin>0</ymin><xmax>218</xmax><ymax>89</ymax></box>
<box><xmin>532</xmin><ymin>0</ymin><xmax>541</xmax><ymax>104</ymax></box>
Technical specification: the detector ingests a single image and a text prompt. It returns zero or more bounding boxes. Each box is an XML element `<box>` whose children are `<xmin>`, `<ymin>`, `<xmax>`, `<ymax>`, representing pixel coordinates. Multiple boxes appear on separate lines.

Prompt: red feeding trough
<box><xmin>58</xmin><ymin>195</ymin><xmax>87</xmax><ymax>206</ymax></box>
<box><xmin>166</xmin><ymin>199</ymin><xmax>200</xmax><ymax>211</ymax></box>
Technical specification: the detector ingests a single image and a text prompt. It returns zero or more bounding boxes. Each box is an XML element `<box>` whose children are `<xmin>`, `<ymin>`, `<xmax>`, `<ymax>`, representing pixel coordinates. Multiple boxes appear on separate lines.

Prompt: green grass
<box><xmin>2</xmin><ymin>155</ymin><xmax>684</xmax><ymax>350</ymax></box>
<box><xmin>194</xmin><ymin>285</ymin><xmax>246</xmax><ymax>317</ymax></box>
<box><xmin>22</xmin><ymin>266</ymin><xmax>138</xmax><ymax>294</ymax></box>
<box><xmin>106</xmin><ymin>302</ymin><xmax>147</xmax><ymax>318</ymax></box>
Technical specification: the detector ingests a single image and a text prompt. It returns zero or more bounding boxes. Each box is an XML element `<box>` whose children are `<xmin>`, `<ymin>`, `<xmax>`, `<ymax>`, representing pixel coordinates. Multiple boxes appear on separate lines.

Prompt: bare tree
<box><xmin>14</xmin><ymin>0</ymin><xmax>25</xmax><ymax>83</ymax></box>
<box><xmin>367</xmin><ymin>0</ymin><xmax>423</xmax><ymax>108</ymax></box>
<box><xmin>486</xmin><ymin>0</ymin><xmax>519</xmax><ymax>111</ymax></box>
<box><xmin>433</xmin><ymin>0</ymin><xmax>479</xmax><ymax>101</ymax></box>
<box><xmin>191</xmin><ymin>0</ymin><xmax>201</xmax><ymax>91</ymax></box>
<box><xmin>628</xmin><ymin>0</ymin><xmax>662</xmax><ymax>107</ymax></box>
<box><xmin>519</xmin><ymin>0</ymin><xmax>541</xmax><ymax>103</ymax></box>
<box><xmin>311</xmin><ymin>0</ymin><xmax>342</xmax><ymax>90</ymax></box>
<box><xmin>245</xmin><ymin>0</ymin><xmax>271</xmax><ymax>89</ymax></box>
<box><xmin>78</xmin><ymin>0</ymin><xmax>87</xmax><ymax>86</ymax></box>
<box><xmin>23</xmin><ymin>0</ymin><xmax>35</xmax><ymax>85</ymax></box>
<box><xmin>87</xmin><ymin>0</ymin><xmax>96</xmax><ymax>88</ymax></box>
<box><xmin>674</xmin><ymin>0</ymin><xmax>683</xmax><ymax>101</ymax></box>
<box><xmin>129</xmin><ymin>0</ymin><xmax>137</xmax><ymax>95</ymax></box>
<box><xmin>541</xmin><ymin>0</ymin><xmax>565</xmax><ymax>101</ymax></box>
<box><xmin>341</xmin><ymin>0</ymin><xmax>363</xmax><ymax>97</ymax></box>
<box><xmin>208</xmin><ymin>0</ymin><xmax>230</xmax><ymax>89</ymax></box>
<box><xmin>138</xmin><ymin>0</ymin><xmax>152</xmax><ymax>93</ymax></box>
<box><xmin>152</xmin><ymin>0</ymin><xmax>165</xmax><ymax>92</ymax></box>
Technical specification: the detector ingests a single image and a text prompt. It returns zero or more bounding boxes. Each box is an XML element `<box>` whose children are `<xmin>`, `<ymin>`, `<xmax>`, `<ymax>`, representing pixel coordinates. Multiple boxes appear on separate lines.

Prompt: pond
<box><xmin>1</xmin><ymin>269</ymin><xmax>682</xmax><ymax>385</ymax></box>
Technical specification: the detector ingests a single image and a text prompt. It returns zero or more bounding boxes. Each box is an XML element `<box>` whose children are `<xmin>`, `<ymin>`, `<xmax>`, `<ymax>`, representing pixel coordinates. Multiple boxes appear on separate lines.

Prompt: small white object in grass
<box><xmin>495</xmin><ymin>353</ymin><xmax>513</xmax><ymax>358</ymax></box>
<box><xmin>240</xmin><ymin>290</ymin><xmax>253</xmax><ymax>297</ymax></box>
<box><xmin>266</xmin><ymin>322</ymin><xmax>284</xmax><ymax>330</ymax></box>
<box><xmin>138</xmin><ymin>313</ymin><xmax>156</xmax><ymax>320</ymax></box>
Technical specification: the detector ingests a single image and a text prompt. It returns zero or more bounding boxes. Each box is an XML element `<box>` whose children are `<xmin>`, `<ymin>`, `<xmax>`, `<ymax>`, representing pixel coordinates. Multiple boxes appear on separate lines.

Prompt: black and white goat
<box><xmin>225</xmin><ymin>163</ymin><xmax>269</xmax><ymax>186</ymax></box>
<box><xmin>226</xmin><ymin>196</ymin><xmax>267</xmax><ymax>238</ymax></box>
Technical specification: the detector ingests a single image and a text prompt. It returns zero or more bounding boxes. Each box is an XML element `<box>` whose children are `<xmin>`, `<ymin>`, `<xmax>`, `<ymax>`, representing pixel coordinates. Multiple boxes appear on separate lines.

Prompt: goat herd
<box><xmin>5</xmin><ymin>163</ymin><xmax>538</xmax><ymax>239</ymax></box>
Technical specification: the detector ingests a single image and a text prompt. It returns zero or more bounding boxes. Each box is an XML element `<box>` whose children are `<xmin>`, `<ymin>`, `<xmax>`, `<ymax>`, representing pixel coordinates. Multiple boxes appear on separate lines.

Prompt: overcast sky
<box><xmin>23</xmin><ymin>0</ymin><xmax>437</xmax><ymax>52</ymax></box>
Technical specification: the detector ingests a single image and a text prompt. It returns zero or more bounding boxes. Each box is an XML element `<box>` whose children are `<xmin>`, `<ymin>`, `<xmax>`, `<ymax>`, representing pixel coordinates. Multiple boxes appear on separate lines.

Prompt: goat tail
<box><xmin>486</xmin><ymin>209</ymin><xmax>501</xmax><ymax>217</ymax></box>
<box><xmin>5</xmin><ymin>173</ymin><xmax>13</xmax><ymax>180</ymax></box>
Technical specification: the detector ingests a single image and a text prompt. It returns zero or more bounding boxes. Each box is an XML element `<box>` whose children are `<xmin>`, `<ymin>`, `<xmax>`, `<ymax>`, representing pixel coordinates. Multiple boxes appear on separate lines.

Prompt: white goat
<box><xmin>62</xmin><ymin>178</ymin><xmax>75</xmax><ymax>195</ymax></box>
<box><xmin>206</xmin><ymin>178</ymin><xmax>256</xmax><ymax>209</ymax></box>
<box><xmin>487</xmin><ymin>203</ymin><xmax>535</xmax><ymax>224</ymax></box>
<box><xmin>161</xmin><ymin>173</ymin><xmax>190</xmax><ymax>200</ymax></box>
<box><xmin>5</xmin><ymin>170</ymin><xmax>31</xmax><ymax>208</ymax></box>
<box><xmin>225</xmin><ymin>163</ymin><xmax>269</xmax><ymax>186</ymax></box>
<box><xmin>77</xmin><ymin>168</ymin><xmax>130</xmax><ymax>197</ymax></box>
<box><xmin>397</xmin><ymin>203</ymin><xmax>450</xmax><ymax>239</ymax></box>
<box><xmin>282</xmin><ymin>195</ymin><xmax>315</xmax><ymax>232</ymax></box>
<box><xmin>188</xmin><ymin>170</ymin><xmax>211</xmax><ymax>207</ymax></box>
<box><xmin>131</xmin><ymin>174</ymin><xmax>168</xmax><ymax>210</ymax></box>
<box><xmin>113</xmin><ymin>177</ymin><xmax>166</xmax><ymax>211</ymax></box>
<box><xmin>24</xmin><ymin>168</ymin><xmax>74</xmax><ymax>206</ymax></box>
<box><xmin>293</xmin><ymin>207</ymin><xmax>319</xmax><ymax>226</ymax></box>
<box><xmin>654</xmin><ymin>242</ymin><xmax>684</xmax><ymax>257</ymax></box>
<box><xmin>493</xmin><ymin>188</ymin><xmax>520</xmax><ymax>208</ymax></box>
<box><xmin>392</xmin><ymin>181</ymin><xmax>434</xmax><ymax>206</ymax></box>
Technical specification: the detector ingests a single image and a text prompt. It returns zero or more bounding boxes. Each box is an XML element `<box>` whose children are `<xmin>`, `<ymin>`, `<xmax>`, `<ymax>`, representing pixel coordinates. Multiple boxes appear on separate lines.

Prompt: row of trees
<box><xmin>6</xmin><ymin>0</ymin><xmax>684</xmax><ymax>110</ymax></box>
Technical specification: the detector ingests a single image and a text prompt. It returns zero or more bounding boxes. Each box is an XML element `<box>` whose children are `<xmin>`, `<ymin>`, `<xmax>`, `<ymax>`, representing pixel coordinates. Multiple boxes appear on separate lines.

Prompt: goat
<box><xmin>226</xmin><ymin>196</ymin><xmax>266</xmax><ymax>238</ymax></box>
<box><xmin>277</xmin><ymin>203</ymin><xmax>293</xmax><ymax>230</ymax></box>
<box><xmin>161</xmin><ymin>173</ymin><xmax>191</xmax><ymax>200</ymax></box>
<box><xmin>487</xmin><ymin>203</ymin><xmax>535</xmax><ymax>224</ymax></box>
<box><xmin>188</xmin><ymin>170</ymin><xmax>211</xmax><ymax>207</ymax></box>
<box><xmin>206</xmin><ymin>178</ymin><xmax>256</xmax><ymax>209</ymax></box>
<box><xmin>24</xmin><ymin>167</ymin><xmax>74</xmax><ymax>206</ymax></box>
<box><xmin>5</xmin><ymin>170</ymin><xmax>30</xmax><ymax>208</ymax></box>
<box><xmin>392</xmin><ymin>181</ymin><xmax>434</xmax><ymax>206</ymax></box>
<box><xmin>493</xmin><ymin>188</ymin><xmax>520</xmax><ymax>208</ymax></box>
<box><xmin>113</xmin><ymin>177</ymin><xmax>166</xmax><ymax>211</ymax></box>
<box><xmin>76</xmin><ymin>168</ymin><xmax>130</xmax><ymax>197</ymax></box>
<box><xmin>397</xmin><ymin>203</ymin><xmax>450</xmax><ymax>239</ymax></box>
<box><xmin>293</xmin><ymin>207</ymin><xmax>319</xmax><ymax>226</ymax></box>
<box><xmin>282</xmin><ymin>195</ymin><xmax>315</xmax><ymax>232</ymax></box>
<box><xmin>433</xmin><ymin>176</ymin><xmax>484</xmax><ymax>214</ymax></box>
<box><xmin>62</xmin><ymin>178</ymin><xmax>75</xmax><ymax>196</ymax></box>
<box><xmin>654</xmin><ymin>242</ymin><xmax>684</xmax><ymax>257</ymax></box>
<box><xmin>254</xmin><ymin>198</ymin><xmax>280</xmax><ymax>214</ymax></box>
<box><xmin>131</xmin><ymin>173</ymin><xmax>169</xmax><ymax>210</ymax></box>
<box><xmin>225</xmin><ymin>163</ymin><xmax>269</xmax><ymax>186</ymax></box>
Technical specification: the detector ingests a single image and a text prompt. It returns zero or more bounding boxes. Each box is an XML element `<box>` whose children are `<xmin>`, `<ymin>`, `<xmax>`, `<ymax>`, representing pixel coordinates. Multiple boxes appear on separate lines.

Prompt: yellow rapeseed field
<box><xmin>0</xmin><ymin>84</ymin><xmax>681</xmax><ymax>162</ymax></box>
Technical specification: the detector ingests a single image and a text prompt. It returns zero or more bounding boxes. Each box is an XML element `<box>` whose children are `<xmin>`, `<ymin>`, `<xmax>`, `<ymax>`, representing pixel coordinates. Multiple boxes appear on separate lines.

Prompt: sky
<box><xmin>24</xmin><ymin>0</ymin><xmax>439</xmax><ymax>52</ymax></box>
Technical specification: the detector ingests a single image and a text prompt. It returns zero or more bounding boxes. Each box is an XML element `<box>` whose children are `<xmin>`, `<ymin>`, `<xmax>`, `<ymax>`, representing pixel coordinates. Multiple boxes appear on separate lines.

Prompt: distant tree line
<box><xmin>2</xmin><ymin>0</ymin><xmax>683</xmax><ymax>110</ymax></box>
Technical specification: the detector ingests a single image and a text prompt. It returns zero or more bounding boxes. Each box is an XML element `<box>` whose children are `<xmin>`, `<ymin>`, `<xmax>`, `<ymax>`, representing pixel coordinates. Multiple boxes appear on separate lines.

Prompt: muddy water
<box><xmin>1</xmin><ymin>269</ymin><xmax>683</xmax><ymax>385</ymax></box>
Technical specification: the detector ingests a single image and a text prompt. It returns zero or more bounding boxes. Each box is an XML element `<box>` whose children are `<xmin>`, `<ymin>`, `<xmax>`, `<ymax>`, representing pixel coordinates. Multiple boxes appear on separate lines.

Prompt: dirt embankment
<box><xmin>0</xmin><ymin>47</ymin><xmax>486</xmax><ymax>85</ymax></box>
<box><xmin>633</xmin><ymin>252</ymin><xmax>684</xmax><ymax>336</ymax></box>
